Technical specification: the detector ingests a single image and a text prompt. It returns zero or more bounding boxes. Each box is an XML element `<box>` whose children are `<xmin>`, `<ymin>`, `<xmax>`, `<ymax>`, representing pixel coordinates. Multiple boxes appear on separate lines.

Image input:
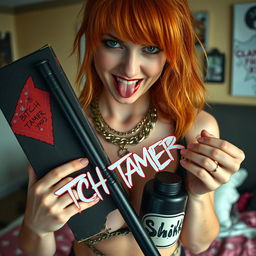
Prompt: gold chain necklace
<box><xmin>90</xmin><ymin>99</ymin><xmax>157</xmax><ymax>157</ymax></box>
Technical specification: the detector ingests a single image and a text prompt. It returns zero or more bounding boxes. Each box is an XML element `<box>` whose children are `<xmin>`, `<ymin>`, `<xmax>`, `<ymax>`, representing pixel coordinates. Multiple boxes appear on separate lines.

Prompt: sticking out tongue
<box><xmin>115</xmin><ymin>82</ymin><xmax>139</xmax><ymax>98</ymax></box>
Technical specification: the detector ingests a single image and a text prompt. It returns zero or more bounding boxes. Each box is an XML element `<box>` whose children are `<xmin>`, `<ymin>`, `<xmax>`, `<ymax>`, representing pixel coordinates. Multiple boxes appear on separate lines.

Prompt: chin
<box><xmin>114</xmin><ymin>96</ymin><xmax>138</xmax><ymax>104</ymax></box>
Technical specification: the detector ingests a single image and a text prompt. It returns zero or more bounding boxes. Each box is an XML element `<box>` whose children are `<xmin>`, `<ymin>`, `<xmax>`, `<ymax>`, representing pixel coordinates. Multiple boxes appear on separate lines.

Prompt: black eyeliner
<box><xmin>102</xmin><ymin>39</ymin><xmax>118</xmax><ymax>48</ymax></box>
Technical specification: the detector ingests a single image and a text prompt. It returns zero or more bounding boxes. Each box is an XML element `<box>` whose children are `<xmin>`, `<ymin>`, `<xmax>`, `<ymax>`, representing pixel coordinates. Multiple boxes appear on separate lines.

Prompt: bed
<box><xmin>0</xmin><ymin>216</ymin><xmax>74</xmax><ymax>256</ymax></box>
<box><xmin>184</xmin><ymin>168</ymin><xmax>256</xmax><ymax>256</ymax></box>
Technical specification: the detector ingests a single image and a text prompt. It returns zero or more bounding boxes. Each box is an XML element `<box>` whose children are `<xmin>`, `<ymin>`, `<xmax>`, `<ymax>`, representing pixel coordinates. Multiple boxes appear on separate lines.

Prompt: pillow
<box><xmin>214</xmin><ymin>168</ymin><xmax>247</xmax><ymax>229</ymax></box>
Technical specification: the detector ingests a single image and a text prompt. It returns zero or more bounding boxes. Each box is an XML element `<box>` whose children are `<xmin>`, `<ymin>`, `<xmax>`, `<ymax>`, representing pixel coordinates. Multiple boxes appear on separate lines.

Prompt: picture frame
<box><xmin>205</xmin><ymin>48</ymin><xmax>225</xmax><ymax>83</ymax></box>
<box><xmin>231</xmin><ymin>2</ymin><xmax>256</xmax><ymax>97</ymax></box>
<box><xmin>193</xmin><ymin>11</ymin><xmax>209</xmax><ymax>51</ymax></box>
<box><xmin>0</xmin><ymin>32</ymin><xmax>12</xmax><ymax>67</ymax></box>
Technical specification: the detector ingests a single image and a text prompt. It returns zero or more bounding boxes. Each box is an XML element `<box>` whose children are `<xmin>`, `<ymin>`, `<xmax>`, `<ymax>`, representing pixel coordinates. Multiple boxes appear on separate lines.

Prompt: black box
<box><xmin>0</xmin><ymin>45</ymin><xmax>117</xmax><ymax>242</ymax></box>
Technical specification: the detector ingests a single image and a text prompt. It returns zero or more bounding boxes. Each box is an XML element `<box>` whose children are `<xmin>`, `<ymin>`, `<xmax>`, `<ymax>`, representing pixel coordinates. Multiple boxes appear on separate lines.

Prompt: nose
<box><xmin>122</xmin><ymin>50</ymin><xmax>140</xmax><ymax>78</ymax></box>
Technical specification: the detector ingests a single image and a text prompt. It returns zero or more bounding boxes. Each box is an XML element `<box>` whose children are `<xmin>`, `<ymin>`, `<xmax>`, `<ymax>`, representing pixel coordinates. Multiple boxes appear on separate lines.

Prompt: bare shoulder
<box><xmin>185</xmin><ymin>110</ymin><xmax>220</xmax><ymax>144</ymax></box>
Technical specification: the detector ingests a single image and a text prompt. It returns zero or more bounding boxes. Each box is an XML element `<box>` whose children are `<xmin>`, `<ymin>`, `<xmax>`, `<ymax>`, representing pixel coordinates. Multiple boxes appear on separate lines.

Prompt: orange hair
<box><xmin>73</xmin><ymin>0</ymin><xmax>206</xmax><ymax>139</ymax></box>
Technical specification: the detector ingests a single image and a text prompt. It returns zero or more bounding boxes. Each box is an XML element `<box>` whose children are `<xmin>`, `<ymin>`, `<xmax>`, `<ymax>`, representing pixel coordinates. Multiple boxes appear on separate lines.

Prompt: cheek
<box><xmin>94</xmin><ymin>50</ymin><xmax>118</xmax><ymax>72</ymax></box>
<box><xmin>144</xmin><ymin>58</ymin><xmax>166</xmax><ymax>78</ymax></box>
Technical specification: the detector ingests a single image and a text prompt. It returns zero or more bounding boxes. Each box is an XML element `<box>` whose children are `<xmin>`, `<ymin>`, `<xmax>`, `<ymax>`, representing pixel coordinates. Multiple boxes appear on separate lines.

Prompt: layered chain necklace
<box><xmin>90</xmin><ymin>99</ymin><xmax>158</xmax><ymax>157</ymax></box>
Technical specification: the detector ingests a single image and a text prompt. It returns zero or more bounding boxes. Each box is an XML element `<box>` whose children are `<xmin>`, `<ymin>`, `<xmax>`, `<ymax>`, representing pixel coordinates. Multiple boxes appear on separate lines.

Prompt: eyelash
<box><xmin>102</xmin><ymin>39</ymin><xmax>122</xmax><ymax>49</ymax></box>
<box><xmin>102</xmin><ymin>39</ymin><xmax>161</xmax><ymax>55</ymax></box>
<box><xmin>143</xmin><ymin>46</ymin><xmax>161</xmax><ymax>54</ymax></box>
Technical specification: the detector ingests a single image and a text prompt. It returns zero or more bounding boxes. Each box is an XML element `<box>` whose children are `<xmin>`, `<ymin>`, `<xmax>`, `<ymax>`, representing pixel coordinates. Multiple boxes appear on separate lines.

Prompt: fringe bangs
<box><xmin>92</xmin><ymin>0</ymin><xmax>174</xmax><ymax>47</ymax></box>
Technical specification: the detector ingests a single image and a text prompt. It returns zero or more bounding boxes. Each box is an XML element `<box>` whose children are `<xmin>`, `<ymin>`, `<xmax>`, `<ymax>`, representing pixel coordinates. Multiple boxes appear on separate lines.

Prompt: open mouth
<box><xmin>112</xmin><ymin>74</ymin><xmax>143</xmax><ymax>98</ymax></box>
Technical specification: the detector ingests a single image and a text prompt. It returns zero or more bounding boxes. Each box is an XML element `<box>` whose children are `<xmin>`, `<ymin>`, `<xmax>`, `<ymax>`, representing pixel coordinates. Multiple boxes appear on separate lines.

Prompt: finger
<box><xmin>27</xmin><ymin>165</ymin><xmax>38</xmax><ymax>188</ymax></box>
<box><xmin>180</xmin><ymin>149</ymin><xmax>231</xmax><ymax>184</ymax></box>
<box><xmin>180</xmin><ymin>159</ymin><xmax>220</xmax><ymax>191</ymax></box>
<box><xmin>52</xmin><ymin>177</ymin><xmax>96</xmax><ymax>209</ymax></box>
<box><xmin>37</xmin><ymin>158</ymin><xmax>89</xmax><ymax>189</ymax></box>
<box><xmin>51</xmin><ymin>176</ymin><xmax>74</xmax><ymax>192</ymax></box>
<box><xmin>181</xmin><ymin>149</ymin><xmax>217</xmax><ymax>172</ymax></box>
<box><xmin>53</xmin><ymin>197</ymin><xmax>100</xmax><ymax>225</ymax></box>
<box><xmin>52</xmin><ymin>189</ymin><xmax>80</xmax><ymax>209</ymax></box>
<box><xmin>185</xmin><ymin>144</ymin><xmax>237</xmax><ymax>172</ymax></box>
<box><xmin>65</xmin><ymin>196</ymin><xmax>100</xmax><ymax>219</ymax></box>
<box><xmin>209</xmin><ymin>161</ymin><xmax>232</xmax><ymax>184</ymax></box>
<box><xmin>197</xmin><ymin>136</ymin><xmax>244</xmax><ymax>160</ymax></box>
<box><xmin>201</xmin><ymin>129</ymin><xmax>216</xmax><ymax>138</ymax></box>
<box><xmin>47</xmin><ymin>176</ymin><xmax>76</xmax><ymax>206</ymax></box>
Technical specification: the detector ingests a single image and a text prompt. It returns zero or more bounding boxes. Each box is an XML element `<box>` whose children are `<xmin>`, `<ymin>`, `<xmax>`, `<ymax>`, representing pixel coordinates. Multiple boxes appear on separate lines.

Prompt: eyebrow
<box><xmin>105</xmin><ymin>33</ymin><xmax>123</xmax><ymax>42</ymax></box>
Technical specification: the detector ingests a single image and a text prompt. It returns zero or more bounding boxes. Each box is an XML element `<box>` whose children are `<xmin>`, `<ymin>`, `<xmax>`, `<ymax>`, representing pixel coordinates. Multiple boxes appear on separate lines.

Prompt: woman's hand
<box><xmin>23</xmin><ymin>158</ymin><xmax>100</xmax><ymax>236</ymax></box>
<box><xmin>180</xmin><ymin>129</ymin><xmax>245</xmax><ymax>196</ymax></box>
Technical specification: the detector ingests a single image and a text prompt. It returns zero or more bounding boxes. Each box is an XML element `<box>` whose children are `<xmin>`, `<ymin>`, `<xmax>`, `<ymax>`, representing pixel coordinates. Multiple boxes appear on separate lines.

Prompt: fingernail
<box><xmin>80</xmin><ymin>158</ymin><xmax>88</xmax><ymax>166</ymax></box>
<box><xmin>197</xmin><ymin>137</ymin><xmax>204</xmax><ymax>143</ymax></box>
<box><xmin>204</xmin><ymin>130</ymin><xmax>215</xmax><ymax>137</ymax></box>
<box><xmin>180</xmin><ymin>159</ymin><xmax>187</xmax><ymax>165</ymax></box>
<box><xmin>92</xmin><ymin>195</ymin><xmax>100</xmax><ymax>202</ymax></box>
<box><xmin>94</xmin><ymin>196</ymin><xmax>100</xmax><ymax>201</ymax></box>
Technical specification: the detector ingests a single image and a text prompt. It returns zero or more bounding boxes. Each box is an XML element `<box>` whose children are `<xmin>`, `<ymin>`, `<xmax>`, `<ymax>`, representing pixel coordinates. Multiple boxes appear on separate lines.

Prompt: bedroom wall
<box><xmin>15</xmin><ymin>3</ymin><xmax>82</xmax><ymax>86</ymax></box>
<box><xmin>0</xmin><ymin>13</ymin><xmax>18</xmax><ymax>60</ymax></box>
<box><xmin>189</xmin><ymin>0</ymin><xmax>256</xmax><ymax>106</ymax></box>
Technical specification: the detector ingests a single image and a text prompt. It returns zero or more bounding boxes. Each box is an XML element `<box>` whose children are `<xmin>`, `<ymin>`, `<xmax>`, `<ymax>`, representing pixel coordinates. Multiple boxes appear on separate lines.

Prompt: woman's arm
<box><xmin>18</xmin><ymin>159</ymin><xmax>99</xmax><ymax>256</ymax></box>
<box><xmin>18</xmin><ymin>221</ymin><xmax>56</xmax><ymax>256</ymax></box>
<box><xmin>179</xmin><ymin>111</ymin><xmax>245</xmax><ymax>253</ymax></box>
<box><xmin>180</xmin><ymin>191</ymin><xmax>219</xmax><ymax>253</ymax></box>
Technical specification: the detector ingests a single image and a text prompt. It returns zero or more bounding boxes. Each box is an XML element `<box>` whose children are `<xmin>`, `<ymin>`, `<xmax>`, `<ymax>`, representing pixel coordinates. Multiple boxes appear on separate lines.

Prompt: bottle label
<box><xmin>142</xmin><ymin>212</ymin><xmax>185</xmax><ymax>248</ymax></box>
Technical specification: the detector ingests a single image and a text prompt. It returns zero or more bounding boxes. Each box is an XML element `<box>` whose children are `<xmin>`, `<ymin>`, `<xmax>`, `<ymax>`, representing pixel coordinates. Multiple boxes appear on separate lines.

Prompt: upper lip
<box><xmin>112</xmin><ymin>74</ymin><xmax>143</xmax><ymax>82</ymax></box>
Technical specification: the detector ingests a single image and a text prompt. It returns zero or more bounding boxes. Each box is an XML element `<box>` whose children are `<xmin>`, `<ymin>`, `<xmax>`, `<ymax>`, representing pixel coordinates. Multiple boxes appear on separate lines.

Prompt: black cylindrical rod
<box><xmin>36</xmin><ymin>60</ymin><xmax>160</xmax><ymax>256</ymax></box>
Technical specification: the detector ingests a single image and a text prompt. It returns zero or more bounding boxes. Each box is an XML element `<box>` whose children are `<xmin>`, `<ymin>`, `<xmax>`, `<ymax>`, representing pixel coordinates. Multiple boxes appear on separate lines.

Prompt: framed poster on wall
<box><xmin>231</xmin><ymin>3</ymin><xmax>256</xmax><ymax>97</ymax></box>
<box><xmin>0</xmin><ymin>32</ymin><xmax>12</xmax><ymax>67</ymax></box>
<box><xmin>205</xmin><ymin>48</ymin><xmax>225</xmax><ymax>83</ymax></box>
<box><xmin>193</xmin><ymin>11</ymin><xmax>209</xmax><ymax>52</ymax></box>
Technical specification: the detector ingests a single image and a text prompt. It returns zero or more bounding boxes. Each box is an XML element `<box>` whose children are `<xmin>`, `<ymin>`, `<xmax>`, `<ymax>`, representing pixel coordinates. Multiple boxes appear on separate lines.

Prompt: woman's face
<box><xmin>93</xmin><ymin>32</ymin><xmax>167</xmax><ymax>104</ymax></box>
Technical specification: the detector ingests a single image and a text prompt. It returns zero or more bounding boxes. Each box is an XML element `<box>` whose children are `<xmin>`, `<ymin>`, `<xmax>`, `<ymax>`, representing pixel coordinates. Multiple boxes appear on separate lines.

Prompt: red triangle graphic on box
<box><xmin>11</xmin><ymin>76</ymin><xmax>54</xmax><ymax>145</ymax></box>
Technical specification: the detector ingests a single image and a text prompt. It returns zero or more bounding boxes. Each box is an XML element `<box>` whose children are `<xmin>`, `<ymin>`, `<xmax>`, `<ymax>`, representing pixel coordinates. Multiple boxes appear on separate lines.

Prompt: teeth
<box><xmin>116</xmin><ymin>77</ymin><xmax>139</xmax><ymax>86</ymax></box>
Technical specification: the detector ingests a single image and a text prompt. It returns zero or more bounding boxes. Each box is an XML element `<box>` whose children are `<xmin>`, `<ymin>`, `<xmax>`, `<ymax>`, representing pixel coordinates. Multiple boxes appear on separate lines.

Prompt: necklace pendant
<box><xmin>118</xmin><ymin>147</ymin><xmax>129</xmax><ymax>157</ymax></box>
<box><xmin>90</xmin><ymin>99</ymin><xmax>158</xmax><ymax>159</ymax></box>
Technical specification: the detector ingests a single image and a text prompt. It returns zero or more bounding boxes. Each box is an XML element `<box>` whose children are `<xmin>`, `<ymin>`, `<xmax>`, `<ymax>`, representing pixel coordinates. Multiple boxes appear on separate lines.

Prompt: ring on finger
<box><xmin>211</xmin><ymin>161</ymin><xmax>219</xmax><ymax>173</ymax></box>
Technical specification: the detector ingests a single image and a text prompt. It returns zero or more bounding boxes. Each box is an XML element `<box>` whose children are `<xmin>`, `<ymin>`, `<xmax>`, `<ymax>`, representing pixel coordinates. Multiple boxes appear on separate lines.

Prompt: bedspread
<box><xmin>0</xmin><ymin>216</ymin><xmax>74</xmax><ymax>256</ymax></box>
<box><xmin>185</xmin><ymin>211</ymin><xmax>256</xmax><ymax>256</ymax></box>
<box><xmin>1</xmin><ymin>211</ymin><xmax>256</xmax><ymax>256</ymax></box>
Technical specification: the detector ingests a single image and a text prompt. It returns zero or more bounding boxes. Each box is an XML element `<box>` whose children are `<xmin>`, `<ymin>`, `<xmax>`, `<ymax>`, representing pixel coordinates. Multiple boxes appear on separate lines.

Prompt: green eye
<box><xmin>143</xmin><ymin>46</ymin><xmax>160</xmax><ymax>54</ymax></box>
<box><xmin>103</xmin><ymin>40</ymin><xmax>121</xmax><ymax>48</ymax></box>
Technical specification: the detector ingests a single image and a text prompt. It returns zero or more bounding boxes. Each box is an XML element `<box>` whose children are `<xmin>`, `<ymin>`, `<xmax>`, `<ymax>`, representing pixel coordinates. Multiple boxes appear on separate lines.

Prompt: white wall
<box><xmin>0</xmin><ymin>112</ymin><xmax>28</xmax><ymax>198</ymax></box>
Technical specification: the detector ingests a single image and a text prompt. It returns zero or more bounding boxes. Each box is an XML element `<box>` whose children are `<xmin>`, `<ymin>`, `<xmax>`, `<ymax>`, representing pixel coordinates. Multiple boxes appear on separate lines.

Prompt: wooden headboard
<box><xmin>205</xmin><ymin>103</ymin><xmax>256</xmax><ymax>192</ymax></box>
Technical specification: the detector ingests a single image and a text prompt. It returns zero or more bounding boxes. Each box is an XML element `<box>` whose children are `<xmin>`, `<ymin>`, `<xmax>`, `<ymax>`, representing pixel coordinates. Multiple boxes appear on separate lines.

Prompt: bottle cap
<box><xmin>154</xmin><ymin>171</ymin><xmax>181</xmax><ymax>195</ymax></box>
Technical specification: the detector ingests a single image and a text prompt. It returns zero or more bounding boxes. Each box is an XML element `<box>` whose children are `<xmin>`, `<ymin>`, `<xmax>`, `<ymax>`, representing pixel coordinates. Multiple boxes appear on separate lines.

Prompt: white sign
<box><xmin>142</xmin><ymin>213</ymin><xmax>185</xmax><ymax>248</ymax></box>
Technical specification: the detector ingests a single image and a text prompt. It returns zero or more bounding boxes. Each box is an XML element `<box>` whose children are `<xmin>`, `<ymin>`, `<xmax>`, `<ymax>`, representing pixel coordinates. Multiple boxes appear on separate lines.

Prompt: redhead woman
<box><xmin>18</xmin><ymin>0</ymin><xmax>245</xmax><ymax>255</ymax></box>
